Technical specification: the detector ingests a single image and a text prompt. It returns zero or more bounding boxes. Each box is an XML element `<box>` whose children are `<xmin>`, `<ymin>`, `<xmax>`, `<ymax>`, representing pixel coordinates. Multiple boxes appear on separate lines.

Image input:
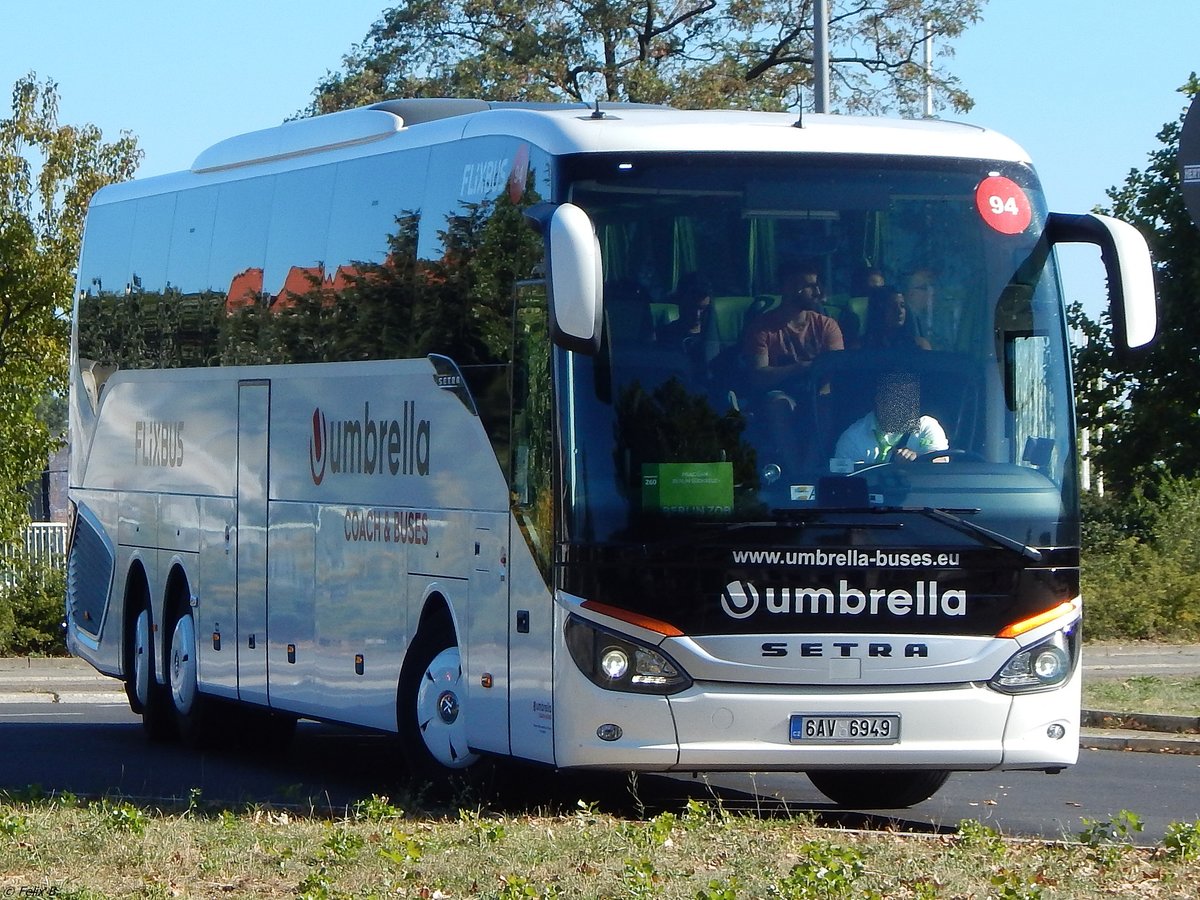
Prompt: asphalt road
<box><xmin>0</xmin><ymin>646</ymin><xmax>1196</xmax><ymax>844</ymax></box>
<box><xmin>0</xmin><ymin>701</ymin><xmax>1197</xmax><ymax>844</ymax></box>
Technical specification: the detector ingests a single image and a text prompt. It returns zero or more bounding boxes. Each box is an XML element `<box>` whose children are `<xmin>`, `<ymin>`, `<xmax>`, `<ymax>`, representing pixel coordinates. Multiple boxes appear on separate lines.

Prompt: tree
<box><xmin>1072</xmin><ymin>75</ymin><xmax>1200</xmax><ymax>495</ymax></box>
<box><xmin>305</xmin><ymin>0</ymin><xmax>984</xmax><ymax>117</ymax></box>
<box><xmin>0</xmin><ymin>74</ymin><xmax>141</xmax><ymax>541</ymax></box>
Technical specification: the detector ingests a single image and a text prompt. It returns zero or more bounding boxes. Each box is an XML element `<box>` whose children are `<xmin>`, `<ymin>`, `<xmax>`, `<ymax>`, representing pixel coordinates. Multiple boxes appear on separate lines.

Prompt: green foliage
<box><xmin>1082</xmin><ymin>477</ymin><xmax>1200</xmax><ymax>640</ymax></box>
<box><xmin>768</xmin><ymin>841</ymin><xmax>865</xmax><ymax>899</ymax></box>
<box><xmin>377</xmin><ymin>827</ymin><xmax>424</xmax><ymax>865</ymax></box>
<box><xmin>352</xmin><ymin>793</ymin><xmax>404</xmax><ymax>823</ymax></box>
<box><xmin>1078</xmin><ymin>810</ymin><xmax>1144</xmax><ymax>868</ymax></box>
<box><xmin>459</xmin><ymin>807</ymin><xmax>507</xmax><ymax>845</ymax></box>
<box><xmin>622</xmin><ymin>855</ymin><xmax>660</xmax><ymax>898</ymax></box>
<box><xmin>989</xmin><ymin>868</ymin><xmax>1044</xmax><ymax>900</ymax></box>
<box><xmin>94</xmin><ymin>799</ymin><xmax>149</xmax><ymax>836</ymax></box>
<box><xmin>306</xmin><ymin>0</ymin><xmax>984</xmax><ymax>118</ymax></box>
<box><xmin>1163</xmin><ymin>820</ymin><xmax>1200</xmax><ymax>861</ymax></box>
<box><xmin>1073</xmin><ymin>75</ymin><xmax>1200</xmax><ymax>494</ymax></box>
<box><xmin>0</xmin><ymin>74</ymin><xmax>140</xmax><ymax>544</ymax></box>
<box><xmin>0</xmin><ymin>812</ymin><xmax>29</xmax><ymax>838</ymax></box>
<box><xmin>955</xmin><ymin>819</ymin><xmax>1006</xmax><ymax>860</ymax></box>
<box><xmin>0</xmin><ymin>553</ymin><xmax>66</xmax><ymax>655</ymax></box>
<box><xmin>321</xmin><ymin>827</ymin><xmax>365</xmax><ymax>863</ymax></box>
<box><xmin>1079</xmin><ymin>809</ymin><xmax>1144</xmax><ymax>847</ymax></box>
<box><xmin>695</xmin><ymin>879</ymin><xmax>741</xmax><ymax>900</ymax></box>
<box><xmin>488</xmin><ymin>873</ymin><xmax>562</xmax><ymax>900</ymax></box>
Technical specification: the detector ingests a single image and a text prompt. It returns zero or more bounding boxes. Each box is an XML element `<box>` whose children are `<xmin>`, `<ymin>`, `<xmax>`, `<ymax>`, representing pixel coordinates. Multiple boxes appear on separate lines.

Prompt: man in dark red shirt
<box><xmin>739</xmin><ymin>264</ymin><xmax>844</xmax><ymax>471</ymax></box>
<box><xmin>742</xmin><ymin>264</ymin><xmax>843</xmax><ymax>392</ymax></box>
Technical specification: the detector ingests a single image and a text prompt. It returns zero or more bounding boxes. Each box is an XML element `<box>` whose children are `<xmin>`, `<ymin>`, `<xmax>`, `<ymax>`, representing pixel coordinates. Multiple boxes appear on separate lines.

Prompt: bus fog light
<box><xmin>597</xmin><ymin>723</ymin><xmax>623</xmax><ymax>742</ymax></box>
<box><xmin>1047</xmin><ymin>723</ymin><xmax>1066</xmax><ymax>740</ymax></box>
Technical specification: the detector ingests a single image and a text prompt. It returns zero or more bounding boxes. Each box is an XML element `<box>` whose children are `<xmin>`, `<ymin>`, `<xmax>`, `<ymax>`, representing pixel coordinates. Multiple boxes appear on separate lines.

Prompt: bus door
<box><xmin>236</xmin><ymin>380</ymin><xmax>270</xmax><ymax>705</ymax></box>
<box><xmin>466</xmin><ymin>514</ymin><xmax>511</xmax><ymax>755</ymax></box>
<box><xmin>507</xmin><ymin>280</ymin><xmax>556</xmax><ymax>764</ymax></box>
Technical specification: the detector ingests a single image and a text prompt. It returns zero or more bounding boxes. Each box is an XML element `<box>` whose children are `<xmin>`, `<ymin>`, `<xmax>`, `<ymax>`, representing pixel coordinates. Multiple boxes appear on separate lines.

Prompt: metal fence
<box><xmin>1</xmin><ymin>522</ymin><xmax>69</xmax><ymax>588</ymax></box>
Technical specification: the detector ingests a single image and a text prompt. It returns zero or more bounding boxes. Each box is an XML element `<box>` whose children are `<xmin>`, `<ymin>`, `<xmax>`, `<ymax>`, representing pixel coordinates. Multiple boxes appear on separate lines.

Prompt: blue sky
<box><xmin>2</xmin><ymin>0</ymin><xmax>1195</xmax><ymax>315</ymax></box>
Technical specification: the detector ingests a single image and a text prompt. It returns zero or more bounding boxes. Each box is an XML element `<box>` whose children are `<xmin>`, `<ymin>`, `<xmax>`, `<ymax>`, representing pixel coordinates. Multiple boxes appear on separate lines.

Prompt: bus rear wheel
<box><xmin>125</xmin><ymin>601</ymin><xmax>174</xmax><ymax>740</ymax></box>
<box><xmin>806</xmin><ymin>769</ymin><xmax>950</xmax><ymax>809</ymax></box>
<box><xmin>398</xmin><ymin>627</ymin><xmax>480</xmax><ymax>778</ymax></box>
<box><xmin>166</xmin><ymin>605</ymin><xmax>213</xmax><ymax>746</ymax></box>
<box><xmin>125</xmin><ymin>606</ymin><xmax>152</xmax><ymax>715</ymax></box>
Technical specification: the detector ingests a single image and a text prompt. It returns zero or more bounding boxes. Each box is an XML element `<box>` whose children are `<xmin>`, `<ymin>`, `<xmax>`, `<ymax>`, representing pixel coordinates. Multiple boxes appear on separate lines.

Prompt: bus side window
<box><xmin>512</xmin><ymin>281</ymin><xmax>554</xmax><ymax>582</ymax></box>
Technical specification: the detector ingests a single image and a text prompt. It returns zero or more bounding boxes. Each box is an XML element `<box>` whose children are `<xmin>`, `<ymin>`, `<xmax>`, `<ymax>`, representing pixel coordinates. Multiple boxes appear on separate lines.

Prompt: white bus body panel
<box><xmin>86</xmin><ymin>110</ymin><xmax>1033</xmax><ymax>216</ymax></box>
<box><xmin>71</xmin><ymin>356</ymin><xmax>527</xmax><ymax>735</ymax></box>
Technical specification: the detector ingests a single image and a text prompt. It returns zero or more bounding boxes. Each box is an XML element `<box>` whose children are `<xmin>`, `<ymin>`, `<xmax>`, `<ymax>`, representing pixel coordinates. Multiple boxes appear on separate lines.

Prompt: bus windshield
<box><xmin>561</xmin><ymin>153</ymin><xmax>1075</xmax><ymax>550</ymax></box>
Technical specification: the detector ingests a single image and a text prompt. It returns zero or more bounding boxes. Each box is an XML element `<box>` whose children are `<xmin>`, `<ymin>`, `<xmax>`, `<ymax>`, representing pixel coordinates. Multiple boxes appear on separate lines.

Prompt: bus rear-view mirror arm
<box><xmin>525</xmin><ymin>202</ymin><xmax>604</xmax><ymax>355</ymax></box>
<box><xmin>1046</xmin><ymin>212</ymin><xmax>1157</xmax><ymax>356</ymax></box>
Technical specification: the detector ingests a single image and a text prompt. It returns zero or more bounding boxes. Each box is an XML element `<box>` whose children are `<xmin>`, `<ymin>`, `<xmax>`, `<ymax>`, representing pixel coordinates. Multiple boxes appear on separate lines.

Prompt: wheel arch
<box><xmin>160</xmin><ymin>560</ymin><xmax>195</xmax><ymax>679</ymax></box>
<box><xmin>413</xmin><ymin>589</ymin><xmax>457</xmax><ymax>645</ymax></box>
<box><xmin>163</xmin><ymin>561</ymin><xmax>193</xmax><ymax>620</ymax></box>
<box><xmin>397</xmin><ymin>585</ymin><xmax>462</xmax><ymax>730</ymax></box>
<box><xmin>121</xmin><ymin>559</ymin><xmax>152</xmax><ymax>682</ymax></box>
<box><xmin>395</xmin><ymin>583</ymin><xmax>480</xmax><ymax>773</ymax></box>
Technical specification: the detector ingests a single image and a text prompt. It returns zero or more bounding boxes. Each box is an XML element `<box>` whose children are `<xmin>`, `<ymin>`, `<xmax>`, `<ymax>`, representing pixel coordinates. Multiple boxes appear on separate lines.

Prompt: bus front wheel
<box><xmin>806</xmin><ymin>769</ymin><xmax>950</xmax><ymax>809</ymax></box>
<box><xmin>398</xmin><ymin>627</ymin><xmax>480</xmax><ymax>777</ymax></box>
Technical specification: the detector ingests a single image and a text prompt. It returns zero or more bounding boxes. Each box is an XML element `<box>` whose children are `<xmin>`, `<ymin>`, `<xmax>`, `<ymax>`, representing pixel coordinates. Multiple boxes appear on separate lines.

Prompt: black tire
<box><xmin>397</xmin><ymin>625</ymin><xmax>481</xmax><ymax>779</ymax></box>
<box><xmin>806</xmin><ymin>769</ymin><xmax>950</xmax><ymax>808</ymax></box>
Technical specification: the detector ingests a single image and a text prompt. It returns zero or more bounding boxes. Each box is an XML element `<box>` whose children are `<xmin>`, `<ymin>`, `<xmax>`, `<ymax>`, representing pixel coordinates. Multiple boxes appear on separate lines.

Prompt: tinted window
<box><xmin>264</xmin><ymin>166</ymin><xmax>336</xmax><ymax>303</ymax></box>
<box><xmin>166</xmin><ymin>186</ymin><xmax>218</xmax><ymax>295</ymax></box>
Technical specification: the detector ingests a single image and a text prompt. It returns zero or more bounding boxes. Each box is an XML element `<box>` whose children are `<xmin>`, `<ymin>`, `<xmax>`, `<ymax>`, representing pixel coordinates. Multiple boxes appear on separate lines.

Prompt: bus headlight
<box><xmin>565</xmin><ymin>614</ymin><xmax>692</xmax><ymax>695</ymax></box>
<box><xmin>990</xmin><ymin>627</ymin><xmax>1078</xmax><ymax>693</ymax></box>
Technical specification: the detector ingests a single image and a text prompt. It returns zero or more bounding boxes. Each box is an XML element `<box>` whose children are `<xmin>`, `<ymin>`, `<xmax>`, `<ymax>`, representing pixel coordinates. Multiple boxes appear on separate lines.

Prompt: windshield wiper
<box><xmin>918</xmin><ymin>507</ymin><xmax>1043</xmax><ymax>563</ymax></box>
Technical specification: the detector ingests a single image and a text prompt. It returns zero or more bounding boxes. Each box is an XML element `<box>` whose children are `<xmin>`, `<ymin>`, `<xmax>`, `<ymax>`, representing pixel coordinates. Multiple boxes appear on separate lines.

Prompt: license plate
<box><xmin>790</xmin><ymin>714</ymin><xmax>900</xmax><ymax>744</ymax></box>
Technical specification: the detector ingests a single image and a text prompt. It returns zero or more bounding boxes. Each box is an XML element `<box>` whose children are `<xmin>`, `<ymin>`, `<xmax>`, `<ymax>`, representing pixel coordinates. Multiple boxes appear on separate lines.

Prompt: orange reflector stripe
<box><xmin>996</xmin><ymin>598</ymin><xmax>1080</xmax><ymax>639</ymax></box>
<box><xmin>580</xmin><ymin>600</ymin><xmax>685</xmax><ymax>637</ymax></box>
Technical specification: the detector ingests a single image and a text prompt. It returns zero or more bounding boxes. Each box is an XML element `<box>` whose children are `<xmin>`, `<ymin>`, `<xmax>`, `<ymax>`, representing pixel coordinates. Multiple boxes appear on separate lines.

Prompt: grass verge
<box><xmin>0</xmin><ymin>791</ymin><xmax>1197</xmax><ymax>898</ymax></box>
<box><xmin>1082</xmin><ymin>675</ymin><xmax>1200</xmax><ymax>717</ymax></box>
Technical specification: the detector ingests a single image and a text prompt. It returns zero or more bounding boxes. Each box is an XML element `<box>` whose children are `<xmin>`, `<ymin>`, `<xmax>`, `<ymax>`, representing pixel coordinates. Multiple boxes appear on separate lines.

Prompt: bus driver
<box><xmin>834</xmin><ymin>371</ymin><xmax>948</xmax><ymax>465</ymax></box>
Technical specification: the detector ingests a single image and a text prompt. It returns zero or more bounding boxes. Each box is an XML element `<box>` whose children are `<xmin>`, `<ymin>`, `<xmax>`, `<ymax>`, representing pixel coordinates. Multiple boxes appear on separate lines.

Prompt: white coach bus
<box><xmin>66</xmin><ymin>98</ymin><xmax>1155</xmax><ymax>808</ymax></box>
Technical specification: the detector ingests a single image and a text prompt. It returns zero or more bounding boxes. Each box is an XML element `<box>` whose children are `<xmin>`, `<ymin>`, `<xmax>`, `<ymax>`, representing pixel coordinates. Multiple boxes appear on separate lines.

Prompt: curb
<box><xmin>1078</xmin><ymin>708</ymin><xmax>1200</xmax><ymax>755</ymax></box>
<box><xmin>1080</xmin><ymin>728</ymin><xmax>1200</xmax><ymax>755</ymax></box>
<box><xmin>0</xmin><ymin>691</ymin><xmax>128</xmax><ymax>705</ymax></box>
<box><xmin>1081</xmin><ymin>708</ymin><xmax>1200</xmax><ymax>734</ymax></box>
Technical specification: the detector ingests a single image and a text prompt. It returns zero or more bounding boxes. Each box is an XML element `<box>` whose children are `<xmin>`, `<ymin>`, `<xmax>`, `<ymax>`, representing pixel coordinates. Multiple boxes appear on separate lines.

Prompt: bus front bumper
<box><xmin>552</xmin><ymin>668</ymin><xmax>1080</xmax><ymax>772</ymax></box>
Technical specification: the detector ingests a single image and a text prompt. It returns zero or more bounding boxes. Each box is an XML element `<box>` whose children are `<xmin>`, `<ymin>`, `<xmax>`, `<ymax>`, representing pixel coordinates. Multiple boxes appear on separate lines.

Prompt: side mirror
<box><xmin>1046</xmin><ymin>212</ymin><xmax>1157</xmax><ymax>354</ymax></box>
<box><xmin>525</xmin><ymin>202</ymin><xmax>603</xmax><ymax>354</ymax></box>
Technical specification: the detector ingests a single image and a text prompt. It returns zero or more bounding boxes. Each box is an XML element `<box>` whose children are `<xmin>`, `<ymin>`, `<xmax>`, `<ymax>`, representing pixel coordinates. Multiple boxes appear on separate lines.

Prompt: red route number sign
<box><xmin>975</xmin><ymin>175</ymin><xmax>1032</xmax><ymax>235</ymax></box>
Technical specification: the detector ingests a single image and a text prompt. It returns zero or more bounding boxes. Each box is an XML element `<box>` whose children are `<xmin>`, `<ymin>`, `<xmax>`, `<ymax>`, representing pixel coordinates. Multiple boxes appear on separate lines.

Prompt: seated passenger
<box><xmin>862</xmin><ymin>285</ymin><xmax>931</xmax><ymax>352</ymax></box>
<box><xmin>658</xmin><ymin>272</ymin><xmax>714</xmax><ymax>375</ymax></box>
<box><xmin>905</xmin><ymin>268</ymin><xmax>957</xmax><ymax>350</ymax></box>
<box><xmin>741</xmin><ymin>262</ymin><xmax>843</xmax><ymax>393</ymax></box>
<box><xmin>834</xmin><ymin>372</ymin><xmax>948</xmax><ymax>464</ymax></box>
<box><xmin>738</xmin><ymin>262</ymin><xmax>843</xmax><ymax>471</ymax></box>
